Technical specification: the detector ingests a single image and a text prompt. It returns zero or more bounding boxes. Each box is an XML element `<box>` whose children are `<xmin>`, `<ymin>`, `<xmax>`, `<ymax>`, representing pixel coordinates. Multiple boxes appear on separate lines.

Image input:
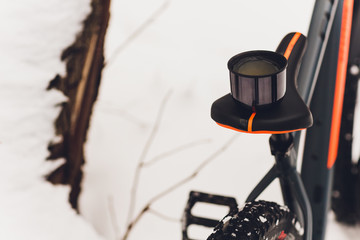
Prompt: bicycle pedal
<box><xmin>182</xmin><ymin>191</ymin><xmax>238</xmax><ymax>240</ymax></box>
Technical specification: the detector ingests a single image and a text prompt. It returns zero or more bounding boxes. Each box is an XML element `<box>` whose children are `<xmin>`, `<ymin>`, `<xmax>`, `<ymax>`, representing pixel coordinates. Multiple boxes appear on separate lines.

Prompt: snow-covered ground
<box><xmin>1</xmin><ymin>0</ymin><xmax>360</xmax><ymax>239</ymax></box>
<box><xmin>0</xmin><ymin>0</ymin><xmax>102</xmax><ymax>239</ymax></box>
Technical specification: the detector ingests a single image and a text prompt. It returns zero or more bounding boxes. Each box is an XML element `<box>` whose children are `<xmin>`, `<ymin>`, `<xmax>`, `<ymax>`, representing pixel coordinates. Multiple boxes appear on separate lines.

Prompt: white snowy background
<box><xmin>1</xmin><ymin>0</ymin><xmax>360</xmax><ymax>239</ymax></box>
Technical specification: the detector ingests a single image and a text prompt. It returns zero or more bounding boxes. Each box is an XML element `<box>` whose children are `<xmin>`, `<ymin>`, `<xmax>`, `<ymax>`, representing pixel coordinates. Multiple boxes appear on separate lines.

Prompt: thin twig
<box><xmin>99</xmin><ymin>107</ymin><xmax>148</xmax><ymax>128</ymax></box>
<box><xmin>142</xmin><ymin>138</ymin><xmax>212</xmax><ymax>167</ymax></box>
<box><xmin>121</xmin><ymin>134</ymin><xmax>238</xmax><ymax>240</ymax></box>
<box><xmin>106</xmin><ymin>0</ymin><xmax>170</xmax><ymax>66</ymax></box>
<box><xmin>122</xmin><ymin>204</ymin><xmax>150</xmax><ymax>240</ymax></box>
<box><xmin>149</xmin><ymin>134</ymin><xmax>238</xmax><ymax>204</ymax></box>
<box><xmin>126</xmin><ymin>90</ymin><xmax>172</xmax><ymax>226</ymax></box>
<box><xmin>148</xmin><ymin>208</ymin><xmax>180</xmax><ymax>222</ymax></box>
<box><xmin>108</xmin><ymin>196</ymin><xmax>121</xmax><ymax>239</ymax></box>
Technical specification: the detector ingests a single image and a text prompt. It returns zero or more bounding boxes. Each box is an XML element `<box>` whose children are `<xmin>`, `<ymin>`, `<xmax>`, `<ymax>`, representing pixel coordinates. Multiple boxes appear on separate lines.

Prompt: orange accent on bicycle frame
<box><xmin>327</xmin><ymin>0</ymin><xmax>354</xmax><ymax>169</ymax></box>
<box><xmin>216</xmin><ymin>122</ymin><xmax>306</xmax><ymax>134</ymax></box>
<box><xmin>284</xmin><ymin>32</ymin><xmax>302</xmax><ymax>59</ymax></box>
<box><xmin>248</xmin><ymin>112</ymin><xmax>256</xmax><ymax>131</ymax></box>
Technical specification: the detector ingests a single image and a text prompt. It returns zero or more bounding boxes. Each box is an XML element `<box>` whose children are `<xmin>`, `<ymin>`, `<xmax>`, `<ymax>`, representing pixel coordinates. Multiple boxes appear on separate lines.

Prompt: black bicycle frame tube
<box><xmin>299</xmin><ymin>0</ymin><xmax>352</xmax><ymax>239</ymax></box>
<box><xmin>246</xmin><ymin>134</ymin><xmax>313</xmax><ymax>240</ymax></box>
<box><xmin>294</xmin><ymin>0</ymin><xmax>339</xmax><ymax>152</ymax></box>
<box><xmin>297</xmin><ymin>0</ymin><xmax>340</xmax><ymax>106</ymax></box>
<box><xmin>332</xmin><ymin>0</ymin><xmax>360</xmax><ymax>223</ymax></box>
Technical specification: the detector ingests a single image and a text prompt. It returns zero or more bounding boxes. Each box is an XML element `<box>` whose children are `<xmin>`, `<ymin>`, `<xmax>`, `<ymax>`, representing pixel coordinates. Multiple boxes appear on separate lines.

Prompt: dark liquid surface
<box><xmin>233</xmin><ymin>59</ymin><xmax>279</xmax><ymax>76</ymax></box>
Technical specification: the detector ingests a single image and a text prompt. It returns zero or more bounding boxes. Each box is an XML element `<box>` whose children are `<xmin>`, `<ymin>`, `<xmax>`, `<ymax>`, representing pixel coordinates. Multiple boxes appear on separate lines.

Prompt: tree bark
<box><xmin>46</xmin><ymin>0</ymin><xmax>111</xmax><ymax>211</ymax></box>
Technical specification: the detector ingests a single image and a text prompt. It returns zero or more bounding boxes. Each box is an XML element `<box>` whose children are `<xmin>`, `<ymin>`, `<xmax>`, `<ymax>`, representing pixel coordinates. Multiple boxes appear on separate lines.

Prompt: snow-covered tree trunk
<box><xmin>46</xmin><ymin>0</ymin><xmax>111</xmax><ymax>210</ymax></box>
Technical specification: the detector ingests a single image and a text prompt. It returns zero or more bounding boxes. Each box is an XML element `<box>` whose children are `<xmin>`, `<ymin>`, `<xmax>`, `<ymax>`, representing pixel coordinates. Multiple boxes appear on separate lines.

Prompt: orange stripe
<box><xmin>283</xmin><ymin>32</ymin><xmax>302</xmax><ymax>59</ymax></box>
<box><xmin>216</xmin><ymin>122</ymin><xmax>305</xmax><ymax>134</ymax></box>
<box><xmin>327</xmin><ymin>0</ymin><xmax>354</xmax><ymax>169</ymax></box>
<box><xmin>248</xmin><ymin>112</ymin><xmax>256</xmax><ymax>132</ymax></box>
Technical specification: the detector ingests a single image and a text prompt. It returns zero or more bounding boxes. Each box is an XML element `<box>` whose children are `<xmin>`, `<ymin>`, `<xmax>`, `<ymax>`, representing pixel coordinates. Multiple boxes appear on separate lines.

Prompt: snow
<box><xmin>0</xmin><ymin>0</ymin><xmax>102</xmax><ymax>239</ymax></box>
<box><xmin>1</xmin><ymin>0</ymin><xmax>360</xmax><ymax>239</ymax></box>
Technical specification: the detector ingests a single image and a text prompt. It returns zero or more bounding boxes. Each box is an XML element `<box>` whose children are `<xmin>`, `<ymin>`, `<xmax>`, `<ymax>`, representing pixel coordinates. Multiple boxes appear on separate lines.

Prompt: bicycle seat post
<box><xmin>269</xmin><ymin>132</ymin><xmax>313</xmax><ymax>240</ymax></box>
<box><xmin>270</xmin><ymin>133</ymin><xmax>294</xmax><ymax>158</ymax></box>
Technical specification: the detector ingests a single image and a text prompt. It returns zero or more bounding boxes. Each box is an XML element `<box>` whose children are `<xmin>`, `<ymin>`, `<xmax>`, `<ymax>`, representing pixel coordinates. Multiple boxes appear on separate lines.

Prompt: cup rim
<box><xmin>228</xmin><ymin>50</ymin><xmax>287</xmax><ymax>78</ymax></box>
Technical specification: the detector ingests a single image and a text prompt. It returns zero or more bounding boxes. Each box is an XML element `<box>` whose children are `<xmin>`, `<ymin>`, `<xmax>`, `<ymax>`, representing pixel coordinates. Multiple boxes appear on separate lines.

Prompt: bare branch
<box><xmin>126</xmin><ymin>90</ymin><xmax>172</xmax><ymax>226</ymax></box>
<box><xmin>121</xmin><ymin>134</ymin><xmax>238</xmax><ymax>240</ymax></box>
<box><xmin>148</xmin><ymin>208</ymin><xmax>180</xmax><ymax>222</ymax></box>
<box><xmin>98</xmin><ymin>107</ymin><xmax>148</xmax><ymax>128</ymax></box>
<box><xmin>106</xmin><ymin>0</ymin><xmax>170</xmax><ymax>66</ymax></box>
<box><xmin>142</xmin><ymin>138</ymin><xmax>212</xmax><ymax>167</ymax></box>
<box><xmin>149</xmin><ymin>134</ymin><xmax>238</xmax><ymax>204</ymax></box>
<box><xmin>194</xmin><ymin>134</ymin><xmax>238</xmax><ymax>173</ymax></box>
<box><xmin>122</xmin><ymin>204</ymin><xmax>150</xmax><ymax>240</ymax></box>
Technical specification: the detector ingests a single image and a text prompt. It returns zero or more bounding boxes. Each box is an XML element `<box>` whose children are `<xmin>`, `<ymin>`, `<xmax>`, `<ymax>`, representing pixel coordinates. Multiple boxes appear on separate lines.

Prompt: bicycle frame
<box><xmin>247</xmin><ymin>0</ymin><xmax>357</xmax><ymax>239</ymax></box>
<box><xmin>300</xmin><ymin>0</ymin><xmax>358</xmax><ymax>239</ymax></box>
<box><xmin>182</xmin><ymin>1</ymin><xmax>358</xmax><ymax>240</ymax></box>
